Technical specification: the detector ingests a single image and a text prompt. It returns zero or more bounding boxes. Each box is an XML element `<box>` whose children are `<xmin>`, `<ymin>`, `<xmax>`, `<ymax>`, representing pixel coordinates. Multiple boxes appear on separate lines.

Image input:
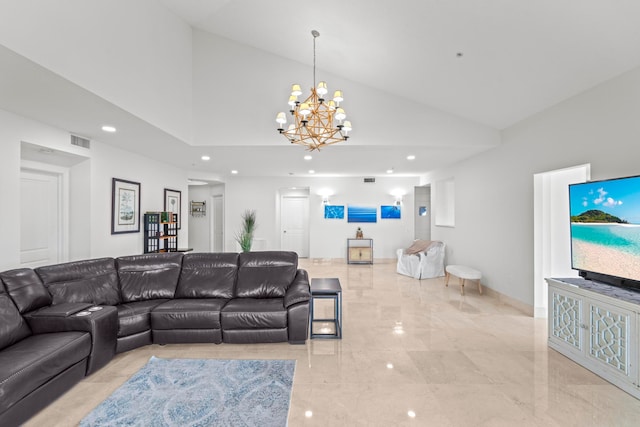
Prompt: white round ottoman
<box><xmin>445</xmin><ymin>265</ymin><xmax>483</xmax><ymax>295</ymax></box>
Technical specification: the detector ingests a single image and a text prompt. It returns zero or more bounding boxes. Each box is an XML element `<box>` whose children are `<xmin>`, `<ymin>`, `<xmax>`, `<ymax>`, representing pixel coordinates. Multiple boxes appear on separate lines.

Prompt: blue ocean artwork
<box><xmin>348</xmin><ymin>205</ymin><xmax>377</xmax><ymax>223</ymax></box>
<box><xmin>381</xmin><ymin>205</ymin><xmax>401</xmax><ymax>219</ymax></box>
<box><xmin>324</xmin><ymin>205</ymin><xmax>345</xmax><ymax>219</ymax></box>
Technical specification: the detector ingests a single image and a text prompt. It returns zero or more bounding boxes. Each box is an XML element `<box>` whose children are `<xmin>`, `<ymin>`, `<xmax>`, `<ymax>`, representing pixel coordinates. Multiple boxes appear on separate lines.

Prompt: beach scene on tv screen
<box><xmin>570</xmin><ymin>176</ymin><xmax>640</xmax><ymax>281</ymax></box>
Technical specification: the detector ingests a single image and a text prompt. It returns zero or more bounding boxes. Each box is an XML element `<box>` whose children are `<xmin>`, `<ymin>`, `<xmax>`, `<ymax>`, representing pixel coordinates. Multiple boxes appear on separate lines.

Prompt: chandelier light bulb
<box><xmin>317</xmin><ymin>81</ymin><xmax>328</xmax><ymax>97</ymax></box>
<box><xmin>288</xmin><ymin>95</ymin><xmax>297</xmax><ymax>107</ymax></box>
<box><xmin>299</xmin><ymin>103</ymin><xmax>311</xmax><ymax>117</ymax></box>
<box><xmin>334</xmin><ymin>108</ymin><xmax>346</xmax><ymax>122</ymax></box>
<box><xmin>342</xmin><ymin>120</ymin><xmax>352</xmax><ymax>133</ymax></box>
<box><xmin>276</xmin><ymin>112</ymin><xmax>287</xmax><ymax>128</ymax></box>
<box><xmin>333</xmin><ymin>90</ymin><xmax>343</xmax><ymax>105</ymax></box>
<box><xmin>327</xmin><ymin>100</ymin><xmax>336</xmax><ymax>110</ymax></box>
<box><xmin>291</xmin><ymin>84</ymin><xmax>302</xmax><ymax>96</ymax></box>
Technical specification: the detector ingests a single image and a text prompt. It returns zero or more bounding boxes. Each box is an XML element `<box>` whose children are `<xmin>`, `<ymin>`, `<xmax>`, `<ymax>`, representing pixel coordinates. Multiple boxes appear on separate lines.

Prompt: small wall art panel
<box><xmin>381</xmin><ymin>205</ymin><xmax>401</xmax><ymax>219</ymax></box>
<box><xmin>324</xmin><ymin>205</ymin><xmax>345</xmax><ymax>219</ymax></box>
<box><xmin>348</xmin><ymin>205</ymin><xmax>377</xmax><ymax>223</ymax></box>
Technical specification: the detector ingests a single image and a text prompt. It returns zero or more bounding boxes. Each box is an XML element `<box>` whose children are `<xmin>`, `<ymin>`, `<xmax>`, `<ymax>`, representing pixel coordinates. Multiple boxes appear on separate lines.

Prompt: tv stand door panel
<box><xmin>547</xmin><ymin>278</ymin><xmax>639</xmax><ymax>399</ymax></box>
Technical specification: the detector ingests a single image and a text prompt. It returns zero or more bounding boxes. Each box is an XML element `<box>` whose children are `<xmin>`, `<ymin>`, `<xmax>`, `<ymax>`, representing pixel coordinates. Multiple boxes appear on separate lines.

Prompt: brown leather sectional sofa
<box><xmin>0</xmin><ymin>251</ymin><xmax>310</xmax><ymax>426</ymax></box>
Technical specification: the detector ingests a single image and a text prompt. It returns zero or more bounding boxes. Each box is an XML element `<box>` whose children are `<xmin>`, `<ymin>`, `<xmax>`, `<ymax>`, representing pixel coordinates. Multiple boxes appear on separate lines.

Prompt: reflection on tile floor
<box><xmin>25</xmin><ymin>259</ymin><xmax>640</xmax><ymax>426</ymax></box>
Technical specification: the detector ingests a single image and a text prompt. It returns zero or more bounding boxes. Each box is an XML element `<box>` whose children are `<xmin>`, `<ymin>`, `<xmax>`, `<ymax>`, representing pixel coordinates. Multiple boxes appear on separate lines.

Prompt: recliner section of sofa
<box><xmin>0</xmin><ymin>278</ymin><xmax>92</xmax><ymax>427</ymax></box>
<box><xmin>0</xmin><ymin>251</ymin><xmax>311</xmax><ymax>426</ymax></box>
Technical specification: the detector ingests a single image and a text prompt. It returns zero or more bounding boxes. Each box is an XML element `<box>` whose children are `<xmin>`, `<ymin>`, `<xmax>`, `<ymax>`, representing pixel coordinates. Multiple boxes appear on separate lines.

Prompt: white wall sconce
<box><xmin>317</xmin><ymin>188</ymin><xmax>334</xmax><ymax>205</ymax></box>
<box><xmin>390</xmin><ymin>188</ymin><xmax>406</xmax><ymax>206</ymax></box>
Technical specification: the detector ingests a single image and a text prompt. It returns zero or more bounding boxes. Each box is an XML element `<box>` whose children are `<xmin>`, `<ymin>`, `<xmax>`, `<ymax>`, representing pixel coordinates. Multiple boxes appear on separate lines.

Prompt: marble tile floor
<box><xmin>25</xmin><ymin>259</ymin><xmax>640</xmax><ymax>426</ymax></box>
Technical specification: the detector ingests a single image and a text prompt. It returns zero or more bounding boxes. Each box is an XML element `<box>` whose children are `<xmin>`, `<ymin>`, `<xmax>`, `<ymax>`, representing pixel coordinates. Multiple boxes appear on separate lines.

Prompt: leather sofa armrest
<box><xmin>284</xmin><ymin>269</ymin><xmax>311</xmax><ymax>308</ymax></box>
<box><xmin>27</xmin><ymin>302</ymin><xmax>94</xmax><ymax>318</ymax></box>
<box><xmin>24</xmin><ymin>305</ymin><xmax>118</xmax><ymax>375</ymax></box>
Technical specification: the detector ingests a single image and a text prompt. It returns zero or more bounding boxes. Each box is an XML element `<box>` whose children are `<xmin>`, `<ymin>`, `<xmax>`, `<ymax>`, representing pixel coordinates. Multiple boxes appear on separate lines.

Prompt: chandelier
<box><xmin>276</xmin><ymin>30</ymin><xmax>352</xmax><ymax>151</ymax></box>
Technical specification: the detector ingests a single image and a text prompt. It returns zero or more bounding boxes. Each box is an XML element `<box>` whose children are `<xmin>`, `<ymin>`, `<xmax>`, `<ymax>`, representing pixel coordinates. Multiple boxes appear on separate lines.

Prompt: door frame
<box><xmin>20</xmin><ymin>160</ymin><xmax>70</xmax><ymax>264</ymax></box>
<box><xmin>209</xmin><ymin>194</ymin><xmax>224</xmax><ymax>252</ymax></box>
<box><xmin>533</xmin><ymin>163</ymin><xmax>590</xmax><ymax>318</ymax></box>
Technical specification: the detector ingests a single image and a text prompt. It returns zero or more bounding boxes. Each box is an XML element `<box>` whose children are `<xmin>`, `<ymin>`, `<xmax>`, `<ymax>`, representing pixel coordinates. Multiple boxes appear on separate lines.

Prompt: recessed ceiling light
<box><xmin>305</xmin><ymin>410</ymin><xmax>313</xmax><ymax>418</ymax></box>
<box><xmin>101</xmin><ymin>125</ymin><xmax>116</xmax><ymax>133</ymax></box>
<box><xmin>408</xmin><ymin>410</ymin><xmax>416</xmax><ymax>418</ymax></box>
<box><xmin>386</xmin><ymin>363</ymin><xmax>394</xmax><ymax>369</ymax></box>
<box><xmin>304</xmin><ymin>155</ymin><xmax>313</xmax><ymax>160</ymax></box>
<box><xmin>231</xmin><ymin>170</ymin><xmax>238</xmax><ymax>174</ymax></box>
<box><xmin>309</xmin><ymin>170</ymin><xmax>315</xmax><ymax>174</ymax></box>
<box><xmin>407</xmin><ymin>155</ymin><xmax>416</xmax><ymax>160</ymax></box>
<box><xmin>387</xmin><ymin>169</ymin><xmax>394</xmax><ymax>174</ymax></box>
<box><xmin>201</xmin><ymin>155</ymin><xmax>210</xmax><ymax>161</ymax></box>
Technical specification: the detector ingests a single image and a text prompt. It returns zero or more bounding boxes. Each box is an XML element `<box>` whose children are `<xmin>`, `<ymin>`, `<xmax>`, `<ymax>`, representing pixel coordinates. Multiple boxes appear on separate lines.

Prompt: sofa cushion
<box><xmin>35</xmin><ymin>258</ymin><xmax>121</xmax><ymax>305</ymax></box>
<box><xmin>0</xmin><ymin>289</ymin><xmax>31</xmax><ymax>351</ymax></box>
<box><xmin>221</xmin><ymin>298</ymin><xmax>287</xmax><ymax>330</ymax></box>
<box><xmin>176</xmin><ymin>253</ymin><xmax>238</xmax><ymax>299</ymax></box>
<box><xmin>117</xmin><ymin>253</ymin><xmax>183</xmax><ymax>302</ymax></box>
<box><xmin>151</xmin><ymin>299</ymin><xmax>228</xmax><ymax>330</ymax></box>
<box><xmin>0</xmin><ymin>268</ymin><xmax>52</xmax><ymax>313</ymax></box>
<box><xmin>0</xmin><ymin>331</ymin><xmax>91</xmax><ymax>414</ymax></box>
<box><xmin>117</xmin><ymin>300</ymin><xmax>168</xmax><ymax>338</ymax></box>
<box><xmin>236</xmin><ymin>251</ymin><xmax>298</xmax><ymax>298</ymax></box>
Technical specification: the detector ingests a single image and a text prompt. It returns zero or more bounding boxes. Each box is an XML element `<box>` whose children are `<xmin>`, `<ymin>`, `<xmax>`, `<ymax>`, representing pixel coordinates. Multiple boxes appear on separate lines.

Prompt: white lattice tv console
<box><xmin>547</xmin><ymin>278</ymin><xmax>640</xmax><ymax>399</ymax></box>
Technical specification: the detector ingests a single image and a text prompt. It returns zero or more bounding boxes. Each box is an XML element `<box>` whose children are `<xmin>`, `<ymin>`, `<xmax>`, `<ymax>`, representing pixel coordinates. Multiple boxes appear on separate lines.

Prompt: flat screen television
<box><xmin>569</xmin><ymin>174</ymin><xmax>640</xmax><ymax>291</ymax></box>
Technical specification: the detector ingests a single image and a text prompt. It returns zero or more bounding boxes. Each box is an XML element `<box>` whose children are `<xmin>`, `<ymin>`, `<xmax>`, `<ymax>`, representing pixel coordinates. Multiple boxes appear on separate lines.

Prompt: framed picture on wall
<box><xmin>381</xmin><ymin>205</ymin><xmax>401</xmax><ymax>219</ymax></box>
<box><xmin>347</xmin><ymin>205</ymin><xmax>377</xmax><ymax>223</ymax></box>
<box><xmin>324</xmin><ymin>205</ymin><xmax>345</xmax><ymax>219</ymax></box>
<box><xmin>111</xmin><ymin>178</ymin><xmax>141</xmax><ymax>234</ymax></box>
<box><xmin>164</xmin><ymin>188</ymin><xmax>182</xmax><ymax>229</ymax></box>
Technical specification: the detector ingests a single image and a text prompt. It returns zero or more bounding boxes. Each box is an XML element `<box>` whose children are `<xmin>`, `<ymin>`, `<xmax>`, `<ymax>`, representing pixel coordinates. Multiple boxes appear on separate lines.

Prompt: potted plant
<box><xmin>235</xmin><ymin>209</ymin><xmax>257</xmax><ymax>252</ymax></box>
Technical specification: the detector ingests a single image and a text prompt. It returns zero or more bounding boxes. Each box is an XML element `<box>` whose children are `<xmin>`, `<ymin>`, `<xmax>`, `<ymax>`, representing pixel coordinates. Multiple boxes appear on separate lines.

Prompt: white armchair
<box><xmin>396</xmin><ymin>240</ymin><xmax>445</xmax><ymax>279</ymax></box>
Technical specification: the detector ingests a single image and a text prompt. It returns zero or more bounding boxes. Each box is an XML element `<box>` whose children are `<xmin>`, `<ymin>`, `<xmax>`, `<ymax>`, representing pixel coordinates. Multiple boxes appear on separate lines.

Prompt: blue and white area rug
<box><xmin>80</xmin><ymin>356</ymin><xmax>296</xmax><ymax>427</ymax></box>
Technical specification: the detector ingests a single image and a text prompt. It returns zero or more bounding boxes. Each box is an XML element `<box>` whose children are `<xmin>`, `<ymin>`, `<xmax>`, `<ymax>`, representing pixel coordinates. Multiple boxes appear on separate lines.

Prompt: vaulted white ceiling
<box><xmin>2</xmin><ymin>0</ymin><xmax>640</xmax><ymax>178</ymax></box>
<box><xmin>161</xmin><ymin>0</ymin><xmax>640</xmax><ymax>129</ymax></box>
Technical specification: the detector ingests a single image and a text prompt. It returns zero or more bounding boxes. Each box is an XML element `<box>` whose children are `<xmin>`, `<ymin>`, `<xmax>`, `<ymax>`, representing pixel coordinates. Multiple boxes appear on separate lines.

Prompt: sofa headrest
<box><xmin>0</xmin><ymin>268</ymin><xmax>52</xmax><ymax>313</ymax></box>
<box><xmin>176</xmin><ymin>252</ymin><xmax>238</xmax><ymax>299</ymax></box>
<box><xmin>35</xmin><ymin>258</ymin><xmax>120</xmax><ymax>306</ymax></box>
<box><xmin>236</xmin><ymin>251</ymin><xmax>298</xmax><ymax>298</ymax></box>
<box><xmin>116</xmin><ymin>253</ymin><xmax>183</xmax><ymax>302</ymax></box>
<box><xmin>0</xmin><ymin>285</ymin><xmax>32</xmax><ymax>351</ymax></box>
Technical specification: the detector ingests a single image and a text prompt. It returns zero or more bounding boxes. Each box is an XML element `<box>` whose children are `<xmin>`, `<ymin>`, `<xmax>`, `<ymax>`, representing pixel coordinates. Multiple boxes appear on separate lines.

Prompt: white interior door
<box><xmin>211</xmin><ymin>195</ymin><xmax>224</xmax><ymax>252</ymax></box>
<box><xmin>20</xmin><ymin>170</ymin><xmax>61</xmax><ymax>267</ymax></box>
<box><xmin>281</xmin><ymin>196</ymin><xmax>309</xmax><ymax>257</ymax></box>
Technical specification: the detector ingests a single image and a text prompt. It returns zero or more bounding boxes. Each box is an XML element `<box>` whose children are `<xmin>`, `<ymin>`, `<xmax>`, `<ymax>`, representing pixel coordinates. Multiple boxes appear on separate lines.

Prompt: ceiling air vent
<box><xmin>70</xmin><ymin>134</ymin><xmax>90</xmax><ymax>149</ymax></box>
<box><xmin>364</xmin><ymin>177</ymin><xmax>376</xmax><ymax>183</ymax></box>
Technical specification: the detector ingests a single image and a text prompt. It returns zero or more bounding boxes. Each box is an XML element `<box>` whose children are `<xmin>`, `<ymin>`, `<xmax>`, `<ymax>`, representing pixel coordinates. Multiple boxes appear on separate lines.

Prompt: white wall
<box><xmin>187</xmin><ymin>184</ymin><xmax>226</xmax><ymax>252</ymax></box>
<box><xmin>424</xmin><ymin>66</ymin><xmax>640</xmax><ymax>307</ymax></box>
<box><xmin>224</xmin><ymin>176</ymin><xmax>418</xmax><ymax>259</ymax></box>
<box><xmin>89</xmin><ymin>141</ymin><xmax>189</xmax><ymax>257</ymax></box>
<box><xmin>0</xmin><ymin>108</ymin><xmax>190</xmax><ymax>269</ymax></box>
<box><xmin>0</xmin><ymin>0</ymin><xmax>193</xmax><ymax>142</ymax></box>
